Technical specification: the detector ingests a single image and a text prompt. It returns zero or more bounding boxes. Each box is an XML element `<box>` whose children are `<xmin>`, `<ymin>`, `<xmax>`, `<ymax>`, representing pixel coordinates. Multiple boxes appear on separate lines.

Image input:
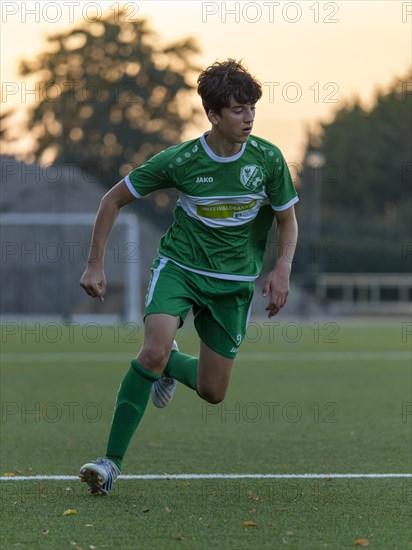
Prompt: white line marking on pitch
<box><xmin>1</xmin><ymin>473</ymin><xmax>411</xmax><ymax>481</ymax></box>
<box><xmin>1</xmin><ymin>351</ymin><xmax>410</xmax><ymax>362</ymax></box>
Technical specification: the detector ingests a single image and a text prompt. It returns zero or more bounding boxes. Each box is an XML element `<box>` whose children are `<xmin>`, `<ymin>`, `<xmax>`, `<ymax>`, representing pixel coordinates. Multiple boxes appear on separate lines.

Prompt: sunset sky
<box><xmin>1</xmin><ymin>0</ymin><xmax>411</xmax><ymax>163</ymax></box>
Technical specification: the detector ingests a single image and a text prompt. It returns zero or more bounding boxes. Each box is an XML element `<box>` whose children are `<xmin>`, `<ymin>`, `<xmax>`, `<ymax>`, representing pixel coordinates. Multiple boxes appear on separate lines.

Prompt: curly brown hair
<box><xmin>197</xmin><ymin>59</ymin><xmax>262</xmax><ymax>114</ymax></box>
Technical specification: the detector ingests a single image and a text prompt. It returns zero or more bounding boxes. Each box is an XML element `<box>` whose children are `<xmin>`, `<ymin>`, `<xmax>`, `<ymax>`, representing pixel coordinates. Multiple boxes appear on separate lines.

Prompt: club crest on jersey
<box><xmin>240</xmin><ymin>165</ymin><xmax>263</xmax><ymax>191</ymax></box>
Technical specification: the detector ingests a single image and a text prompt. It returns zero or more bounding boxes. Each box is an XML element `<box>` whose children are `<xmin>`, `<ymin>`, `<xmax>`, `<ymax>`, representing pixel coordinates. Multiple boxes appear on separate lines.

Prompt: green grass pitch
<box><xmin>1</xmin><ymin>319</ymin><xmax>411</xmax><ymax>549</ymax></box>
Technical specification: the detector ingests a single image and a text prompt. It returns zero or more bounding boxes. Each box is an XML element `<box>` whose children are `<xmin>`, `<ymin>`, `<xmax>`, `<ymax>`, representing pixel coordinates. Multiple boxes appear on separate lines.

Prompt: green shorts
<box><xmin>144</xmin><ymin>257</ymin><xmax>254</xmax><ymax>359</ymax></box>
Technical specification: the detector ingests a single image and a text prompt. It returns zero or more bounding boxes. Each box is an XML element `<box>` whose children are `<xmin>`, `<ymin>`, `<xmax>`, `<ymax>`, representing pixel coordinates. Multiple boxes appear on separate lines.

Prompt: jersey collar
<box><xmin>200</xmin><ymin>132</ymin><xmax>247</xmax><ymax>163</ymax></box>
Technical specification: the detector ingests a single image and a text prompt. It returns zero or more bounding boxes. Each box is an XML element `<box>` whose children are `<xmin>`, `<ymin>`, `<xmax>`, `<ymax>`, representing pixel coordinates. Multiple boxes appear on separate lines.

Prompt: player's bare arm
<box><xmin>80</xmin><ymin>179</ymin><xmax>136</xmax><ymax>301</ymax></box>
<box><xmin>262</xmin><ymin>205</ymin><xmax>298</xmax><ymax>318</ymax></box>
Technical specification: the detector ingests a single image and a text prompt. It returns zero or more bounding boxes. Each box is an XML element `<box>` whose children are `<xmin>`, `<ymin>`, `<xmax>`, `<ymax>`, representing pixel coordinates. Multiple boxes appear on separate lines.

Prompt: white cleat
<box><xmin>151</xmin><ymin>340</ymin><xmax>178</xmax><ymax>408</ymax></box>
<box><xmin>79</xmin><ymin>457</ymin><xmax>120</xmax><ymax>495</ymax></box>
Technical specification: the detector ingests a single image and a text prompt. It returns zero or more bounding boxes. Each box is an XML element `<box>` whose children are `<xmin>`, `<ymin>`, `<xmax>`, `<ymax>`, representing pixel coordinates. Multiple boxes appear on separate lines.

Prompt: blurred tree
<box><xmin>303</xmin><ymin>69</ymin><xmax>411</xmax><ymax>222</ymax></box>
<box><xmin>1</xmin><ymin>11</ymin><xmax>201</xmax><ymax>222</ymax></box>
<box><xmin>297</xmin><ymin>69</ymin><xmax>412</xmax><ymax>273</ymax></box>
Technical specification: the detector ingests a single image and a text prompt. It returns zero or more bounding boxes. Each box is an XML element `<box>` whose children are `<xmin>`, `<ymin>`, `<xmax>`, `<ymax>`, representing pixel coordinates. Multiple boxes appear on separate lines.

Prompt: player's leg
<box><xmin>137</xmin><ymin>313</ymin><xmax>180</xmax><ymax>373</ymax></box>
<box><xmin>148</xmin><ymin>262</ymin><xmax>202</xmax><ymax>401</ymax></box>
<box><xmin>196</xmin><ymin>340</ymin><xmax>234</xmax><ymax>403</ymax></box>
<box><xmin>80</xmin><ymin>313</ymin><xmax>179</xmax><ymax>494</ymax></box>
<box><xmin>160</xmin><ymin>338</ymin><xmax>233</xmax><ymax>404</ymax></box>
<box><xmin>80</xmin><ymin>258</ymin><xmax>188</xmax><ymax>494</ymax></box>
<box><xmin>104</xmin><ymin>313</ymin><xmax>179</xmax><ymax>467</ymax></box>
<box><xmin>161</xmin><ymin>345</ymin><xmax>199</xmax><ymax>394</ymax></box>
<box><xmin>192</xmin><ymin>277</ymin><xmax>254</xmax><ymax>403</ymax></box>
<box><xmin>164</xmin><ymin>275</ymin><xmax>253</xmax><ymax>404</ymax></box>
<box><xmin>153</xmin><ymin>324</ymin><xmax>234</xmax><ymax>404</ymax></box>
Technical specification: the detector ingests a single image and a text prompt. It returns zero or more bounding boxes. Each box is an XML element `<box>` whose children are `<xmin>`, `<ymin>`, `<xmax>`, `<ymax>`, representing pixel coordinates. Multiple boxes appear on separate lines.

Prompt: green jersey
<box><xmin>125</xmin><ymin>133</ymin><xmax>298</xmax><ymax>281</ymax></box>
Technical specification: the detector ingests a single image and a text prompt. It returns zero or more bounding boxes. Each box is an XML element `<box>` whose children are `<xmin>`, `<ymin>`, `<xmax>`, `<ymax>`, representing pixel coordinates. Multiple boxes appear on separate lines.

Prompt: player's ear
<box><xmin>207</xmin><ymin>109</ymin><xmax>219</xmax><ymax>126</ymax></box>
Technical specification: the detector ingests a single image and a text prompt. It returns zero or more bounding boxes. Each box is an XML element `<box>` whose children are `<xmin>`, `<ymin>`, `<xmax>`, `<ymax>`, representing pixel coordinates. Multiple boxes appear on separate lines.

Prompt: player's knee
<box><xmin>198</xmin><ymin>387</ymin><xmax>226</xmax><ymax>404</ymax></box>
<box><xmin>205</xmin><ymin>395</ymin><xmax>224</xmax><ymax>405</ymax></box>
<box><xmin>137</xmin><ymin>344</ymin><xmax>170</xmax><ymax>372</ymax></box>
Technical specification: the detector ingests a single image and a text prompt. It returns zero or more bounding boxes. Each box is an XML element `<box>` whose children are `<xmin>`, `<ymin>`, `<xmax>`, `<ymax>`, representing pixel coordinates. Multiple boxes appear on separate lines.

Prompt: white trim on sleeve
<box><xmin>124</xmin><ymin>174</ymin><xmax>142</xmax><ymax>199</ymax></box>
<box><xmin>271</xmin><ymin>196</ymin><xmax>299</xmax><ymax>212</ymax></box>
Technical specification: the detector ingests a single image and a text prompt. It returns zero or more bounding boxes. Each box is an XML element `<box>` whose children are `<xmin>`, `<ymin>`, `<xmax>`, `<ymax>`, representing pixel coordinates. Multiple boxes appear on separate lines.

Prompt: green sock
<box><xmin>106</xmin><ymin>360</ymin><xmax>159</xmax><ymax>470</ymax></box>
<box><xmin>164</xmin><ymin>351</ymin><xmax>198</xmax><ymax>391</ymax></box>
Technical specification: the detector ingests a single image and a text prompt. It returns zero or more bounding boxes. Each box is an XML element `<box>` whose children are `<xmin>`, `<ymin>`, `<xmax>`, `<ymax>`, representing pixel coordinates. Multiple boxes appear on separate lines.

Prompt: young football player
<box><xmin>79</xmin><ymin>59</ymin><xmax>298</xmax><ymax>494</ymax></box>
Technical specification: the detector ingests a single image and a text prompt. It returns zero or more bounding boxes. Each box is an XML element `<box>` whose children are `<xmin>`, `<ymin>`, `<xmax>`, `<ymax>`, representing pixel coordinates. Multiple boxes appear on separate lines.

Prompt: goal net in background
<box><xmin>0</xmin><ymin>212</ymin><xmax>141</xmax><ymax>322</ymax></box>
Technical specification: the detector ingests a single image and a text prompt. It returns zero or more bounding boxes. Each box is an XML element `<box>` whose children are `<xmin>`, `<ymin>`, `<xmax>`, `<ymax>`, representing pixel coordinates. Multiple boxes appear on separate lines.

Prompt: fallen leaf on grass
<box><xmin>353</xmin><ymin>539</ymin><xmax>369</xmax><ymax>547</ymax></box>
<box><xmin>242</xmin><ymin>521</ymin><xmax>258</xmax><ymax>527</ymax></box>
<box><xmin>63</xmin><ymin>509</ymin><xmax>78</xmax><ymax>516</ymax></box>
<box><xmin>285</xmin><ymin>531</ymin><xmax>294</xmax><ymax>536</ymax></box>
<box><xmin>2</xmin><ymin>473</ymin><xmax>15</xmax><ymax>477</ymax></box>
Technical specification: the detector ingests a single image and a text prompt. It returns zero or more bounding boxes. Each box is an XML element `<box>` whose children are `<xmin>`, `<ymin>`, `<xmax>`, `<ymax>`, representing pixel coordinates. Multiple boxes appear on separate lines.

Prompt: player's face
<box><xmin>211</xmin><ymin>98</ymin><xmax>256</xmax><ymax>144</ymax></box>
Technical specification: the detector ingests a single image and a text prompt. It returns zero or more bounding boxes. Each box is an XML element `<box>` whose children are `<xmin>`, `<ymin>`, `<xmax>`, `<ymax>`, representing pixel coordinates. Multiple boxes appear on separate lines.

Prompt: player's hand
<box><xmin>262</xmin><ymin>264</ymin><xmax>291</xmax><ymax>318</ymax></box>
<box><xmin>80</xmin><ymin>265</ymin><xmax>107</xmax><ymax>302</ymax></box>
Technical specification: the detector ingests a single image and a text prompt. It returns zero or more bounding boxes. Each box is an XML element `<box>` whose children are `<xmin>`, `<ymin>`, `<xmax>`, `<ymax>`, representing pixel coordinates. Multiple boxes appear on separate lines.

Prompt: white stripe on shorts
<box><xmin>245</xmin><ymin>302</ymin><xmax>252</xmax><ymax>328</ymax></box>
<box><xmin>146</xmin><ymin>257</ymin><xmax>168</xmax><ymax>307</ymax></box>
